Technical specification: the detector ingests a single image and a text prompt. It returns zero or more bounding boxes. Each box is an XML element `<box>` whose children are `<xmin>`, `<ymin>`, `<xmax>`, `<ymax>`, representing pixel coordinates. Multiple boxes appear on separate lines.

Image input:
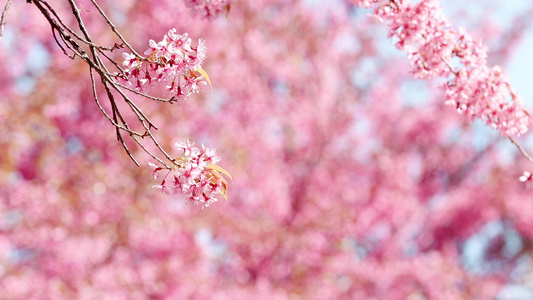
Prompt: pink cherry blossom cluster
<box><xmin>122</xmin><ymin>29</ymin><xmax>207</xmax><ymax>101</ymax></box>
<box><xmin>351</xmin><ymin>0</ymin><xmax>530</xmax><ymax>136</ymax></box>
<box><xmin>149</xmin><ymin>140</ymin><xmax>230</xmax><ymax>208</ymax></box>
<box><xmin>445</xmin><ymin>65</ymin><xmax>530</xmax><ymax>136</ymax></box>
<box><xmin>183</xmin><ymin>0</ymin><xmax>231</xmax><ymax>19</ymax></box>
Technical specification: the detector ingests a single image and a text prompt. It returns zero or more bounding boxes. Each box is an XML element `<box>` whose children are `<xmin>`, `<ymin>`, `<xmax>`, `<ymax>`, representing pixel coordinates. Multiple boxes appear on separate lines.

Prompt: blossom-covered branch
<box><xmin>353</xmin><ymin>0</ymin><xmax>530</xmax><ymax>137</ymax></box>
<box><xmin>351</xmin><ymin>0</ymin><xmax>533</xmax><ymax>180</ymax></box>
<box><xmin>28</xmin><ymin>0</ymin><xmax>177</xmax><ymax>167</ymax></box>
<box><xmin>122</xmin><ymin>30</ymin><xmax>208</xmax><ymax>100</ymax></box>
<box><xmin>22</xmin><ymin>0</ymin><xmax>229</xmax><ymax>201</ymax></box>
<box><xmin>28</xmin><ymin>0</ymin><xmax>209</xmax><ymax>163</ymax></box>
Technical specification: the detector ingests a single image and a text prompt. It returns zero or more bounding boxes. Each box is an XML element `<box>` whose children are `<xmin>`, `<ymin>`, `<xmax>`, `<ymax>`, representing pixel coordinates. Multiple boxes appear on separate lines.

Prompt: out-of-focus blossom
<box><xmin>183</xmin><ymin>0</ymin><xmax>231</xmax><ymax>20</ymax></box>
<box><xmin>520</xmin><ymin>171</ymin><xmax>532</xmax><ymax>182</ymax></box>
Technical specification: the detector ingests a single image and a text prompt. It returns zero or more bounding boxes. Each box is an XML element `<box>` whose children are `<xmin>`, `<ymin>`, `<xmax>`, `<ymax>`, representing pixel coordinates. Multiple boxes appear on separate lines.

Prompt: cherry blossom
<box><xmin>2</xmin><ymin>0</ymin><xmax>533</xmax><ymax>298</ymax></box>
<box><xmin>351</xmin><ymin>0</ymin><xmax>530</xmax><ymax>136</ymax></box>
<box><xmin>151</xmin><ymin>140</ymin><xmax>230</xmax><ymax>208</ymax></box>
<box><xmin>122</xmin><ymin>29</ymin><xmax>208</xmax><ymax>101</ymax></box>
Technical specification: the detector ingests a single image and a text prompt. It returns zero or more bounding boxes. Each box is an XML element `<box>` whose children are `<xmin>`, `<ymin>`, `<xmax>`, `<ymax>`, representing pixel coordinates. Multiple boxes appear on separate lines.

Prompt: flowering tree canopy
<box><xmin>1</xmin><ymin>0</ymin><xmax>533</xmax><ymax>298</ymax></box>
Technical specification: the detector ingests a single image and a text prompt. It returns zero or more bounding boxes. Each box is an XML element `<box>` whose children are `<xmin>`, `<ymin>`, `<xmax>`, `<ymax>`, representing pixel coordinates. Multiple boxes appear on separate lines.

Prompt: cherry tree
<box><xmin>1</xmin><ymin>0</ymin><xmax>532</xmax><ymax>298</ymax></box>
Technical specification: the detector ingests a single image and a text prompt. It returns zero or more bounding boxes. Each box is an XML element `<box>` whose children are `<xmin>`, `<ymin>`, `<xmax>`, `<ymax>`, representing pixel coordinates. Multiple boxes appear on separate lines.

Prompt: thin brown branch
<box><xmin>101</xmin><ymin>79</ymin><xmax>141</xmax><ymax>167</ymax></box>
<box><xmin>52</xmin><ymin>27</ymin><xmax>74</xmax><ymax>58</ymax></box>
<box><xmin>66</xmin><ymin>0</ymin><xmax>92</xmax><ymax>43</ymax></box>
<box><xmin>0</xmin><ymin>0</ymin><xmax>12</xmax><ymax>42</ymax></box>
<box><xmin>131</xmin><ymin>135</ymin><xmax>170</xmax><ymax>168</ymax></box>
<box><xmin>143</xmin><ymin>127</ymin><xmax>174</xmax><ymax>162</ymax></box>
<box><xmin>509</xmin><ymin>136</ymin><xmax>533</xmax><ymax>165</ymax></box>
<box><xmin>97</xmin><ymin>49</ymin><xmax>128</xmax><ymax>77</ymax></box>
<box><xmin>441</xmin><ymin>57</ymin><xmax>459</xmax><ymax>76</ymax></box>
<box><xmin>32</xmin><ymin>1</ymin><xmax>88</xmax><ymax>60</ymax></box>
<box><xmin>89</xmin><ymin>68</ymin><xmax>143</xmax><ymax>137</ymax></box>
<box><xmin>117</xmin><ymin>83</ymin><xmax>176</xmax><ymax>103</ymax></box>
<box><xmin>40</xmin><ymin>0</ymin><xmax>116</xmax><ymax>51</ymax></box>
<box><xmin>31</xmin><ymin>0</ymin><xmax>182</xmax><ymax>168</ymax></box>
<box><xmin>89</xmin><ymin>0</ymin><xmax>144</xmax><ymax>58</ymax></box>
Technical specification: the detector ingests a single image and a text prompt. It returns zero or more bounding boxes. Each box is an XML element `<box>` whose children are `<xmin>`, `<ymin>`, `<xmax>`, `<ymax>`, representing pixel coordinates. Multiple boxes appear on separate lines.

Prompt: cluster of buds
<box><xmin>150</xmin><ymin>140</ymin><xmax>231</xmax><ymax>208</ymax></box>
<box><xmin>183</xmin><ymin>0</ymin><xmax>231</xmax><ymax>20</ymax></box>
<box><xmin>122</xmin><ymin>29</ymin><xmax>209</xmax><ymax>101</ymax></box>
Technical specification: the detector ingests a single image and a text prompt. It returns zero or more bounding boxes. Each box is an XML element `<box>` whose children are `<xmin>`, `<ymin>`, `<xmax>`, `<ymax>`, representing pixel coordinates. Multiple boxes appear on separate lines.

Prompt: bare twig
<box><xmin>441</xmin><ymin>57</ymin><xmax>459</xmax><ymax>76</ymax></box>
<box><xmin>89</xmin><ymin>0</ymin><xmax>143</xmax><ymax>58</ymax></box>
<box><xmin>0</xmin><ymin>0</ymin><xmax>12</xmax><ymax>42</ymax></box>
<box><xmin>29</xmin><ymin>0</ymin><xmax>185</xmax><ymax>169</ymax></box>
<box><xmin>41</xmin><ymin>0</ymin><xmax>117</xmax><ymax>51</ymax></box>
<box><xmin>89</xmin><ymin>68</ymin><xmax>142</xmax><ymax>137</ymax></box>
<box><xmin>509</xmin><ymin>137</ymin><xmax>533</xmax><ymax>165</ymax></box>
<box><xmin>117</xmin><ymin>83</ymin><xmax>176</xmax><ymax>103</ymax></box>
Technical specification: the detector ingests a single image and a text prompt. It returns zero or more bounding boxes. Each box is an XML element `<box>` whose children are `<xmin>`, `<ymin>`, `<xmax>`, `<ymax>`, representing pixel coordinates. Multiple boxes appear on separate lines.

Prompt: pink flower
<box><xmin>352</xmin><ymin>0</ymin><xmax>530</xmax><ymax>136</ymax></box>
<box><xmin>150</xmin><ymin>141</ymin><xmax>231</xmax><ymax>208</ymax></box>
<box><xmin>121</xmin><ymin>53</ymin><xmax>139</xmax><ymax>69</ymax></box>
<box><xmin>166</xmin><ymin>30</ymin><xmax>193</xmax><ymax>54</ymax></box>
<box><xmin>148</xmin><ymin>162</ymin><xmax>162</xmax><ymax>179</ymax></box>
<box><xmin>190</xmin><ymin>39</ymin><xmax>207</xmax><ymax>69</ymax></box>
<box><xmin>175</xmin><ymin>139</ymin><xmax>198</xmax><ymax>157</ymax></box>
<box><xmin>182</xmin><ymin>71</ymin><xmax>208</xmax><ymax>95</ymax></box>
<box><xmin>122</xmin><ymin>30</ymin><xmax>208</xmax><ymax>101</ymax></box>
